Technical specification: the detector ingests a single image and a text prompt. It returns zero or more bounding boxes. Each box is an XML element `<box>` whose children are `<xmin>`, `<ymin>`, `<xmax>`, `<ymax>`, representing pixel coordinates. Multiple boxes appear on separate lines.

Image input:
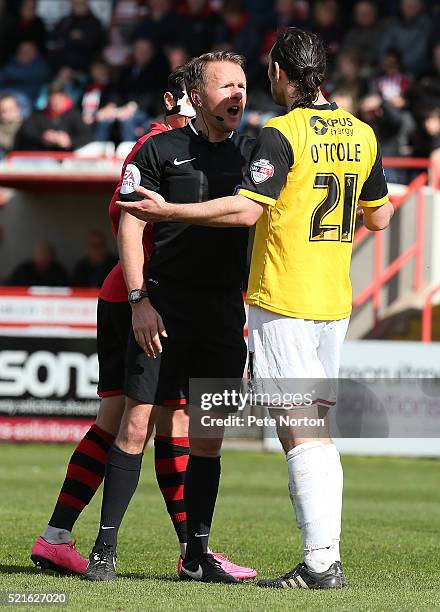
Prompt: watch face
<box><xmin>129</xmin><ymin>289</ymin><xmax>148</xmax><ymax>303</ymax></box>
<box><xmin>129</xmin><ymin>290</ymin><xmax>142</xmax><ymax>303</ymax></box>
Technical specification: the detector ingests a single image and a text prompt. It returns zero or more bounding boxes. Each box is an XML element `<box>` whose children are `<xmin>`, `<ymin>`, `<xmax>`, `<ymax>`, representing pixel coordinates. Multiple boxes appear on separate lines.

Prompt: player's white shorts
<box><xmin>247</xmin><ymin>305</ymin><xmax>349</xmax><ymax>408</ymax></box>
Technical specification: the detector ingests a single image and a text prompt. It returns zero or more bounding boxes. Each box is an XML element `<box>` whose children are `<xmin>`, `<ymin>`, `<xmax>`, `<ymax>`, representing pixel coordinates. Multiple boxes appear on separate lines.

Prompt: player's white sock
<box><xmin>286</xmin><ymin>441</ymin><xmax>335</xmax><ymax>574</ymax></box>
<box><xmin>42</xmin><ymin>526</ymin><xmax>71</xmax><ymax>544</ymax></box>
<box><xmin>323</xmin><ymin>443</ymin><xmax>343</xmax><ymax>562</ymax></box>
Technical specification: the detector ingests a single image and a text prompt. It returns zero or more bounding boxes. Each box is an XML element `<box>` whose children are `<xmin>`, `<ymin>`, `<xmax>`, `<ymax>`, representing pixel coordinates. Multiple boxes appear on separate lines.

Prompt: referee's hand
<box><xmin>131</xmin><ymin>299</ymin><xmax>167</xmax><ymax>358</ymax></box>
<box><xmin>117</xmin><ymin>186</ymin><xmax>171</xmax><ymax>222</ymax></box>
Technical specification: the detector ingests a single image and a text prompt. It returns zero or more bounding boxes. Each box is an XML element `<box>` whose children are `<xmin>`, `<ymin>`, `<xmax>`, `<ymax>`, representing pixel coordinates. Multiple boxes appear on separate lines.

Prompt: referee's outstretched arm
<box><xmin>117</xmin><ymin>186</ymin><xmax>264</xmax><ymax>228</ymax></box>
<box><xmin>118</xmin><ymin>185</ymin><xmax>394</xmax><ymax>232</ymax></box>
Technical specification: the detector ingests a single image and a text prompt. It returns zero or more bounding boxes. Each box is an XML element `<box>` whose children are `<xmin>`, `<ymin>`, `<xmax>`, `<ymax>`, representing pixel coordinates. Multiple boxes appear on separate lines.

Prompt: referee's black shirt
<box><xmin>119</xmin><ymin>122</ymin><xmax>254</xmax><ymax>290</ymax></box>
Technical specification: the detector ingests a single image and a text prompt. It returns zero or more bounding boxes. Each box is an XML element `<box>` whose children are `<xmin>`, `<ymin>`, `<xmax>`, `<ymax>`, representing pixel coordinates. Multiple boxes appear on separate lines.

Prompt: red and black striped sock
<box><xmin>154</xmin><ymin>435</ymin><xmax>189</xmax><ymax>549</ymax></box>
<box><xmin>48</xmin><ymin>424</ymin><xmax>115</xmax><ymax>532</ymax></box>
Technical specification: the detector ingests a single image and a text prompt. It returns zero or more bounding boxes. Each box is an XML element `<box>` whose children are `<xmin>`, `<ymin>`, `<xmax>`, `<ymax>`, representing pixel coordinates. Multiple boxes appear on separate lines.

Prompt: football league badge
<box><xmin>250</xmin><ymin>159</ymin><xmax>275</xmax><ymax>184</ymax></box>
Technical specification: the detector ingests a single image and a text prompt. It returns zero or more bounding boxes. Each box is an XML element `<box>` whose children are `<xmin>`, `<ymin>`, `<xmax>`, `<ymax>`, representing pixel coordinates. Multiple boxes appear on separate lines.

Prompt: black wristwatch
<box><xmin>128</xmin><ymin>289</ymin><xmax>149</xmax><ymax>304</ymax></box>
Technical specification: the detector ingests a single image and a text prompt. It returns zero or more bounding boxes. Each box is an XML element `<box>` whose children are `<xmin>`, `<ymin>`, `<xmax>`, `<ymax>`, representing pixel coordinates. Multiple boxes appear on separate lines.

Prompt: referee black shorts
<box><xmin>124</xmin><ymin>281</ymin><xmax>247</xmax><ymax>406</ymax></box>
<box><xmin>97</xmin><ymin>298</ymin><xmax>132</xmax><ymax>397</ymax></box>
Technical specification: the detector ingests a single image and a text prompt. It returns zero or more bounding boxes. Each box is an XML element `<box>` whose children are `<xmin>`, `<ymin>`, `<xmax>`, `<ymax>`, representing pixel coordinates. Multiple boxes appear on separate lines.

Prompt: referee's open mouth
<box><xmin>227</xmin><ymin>105</ymin><xmax>241</xmax><ymax>117</ymax></box>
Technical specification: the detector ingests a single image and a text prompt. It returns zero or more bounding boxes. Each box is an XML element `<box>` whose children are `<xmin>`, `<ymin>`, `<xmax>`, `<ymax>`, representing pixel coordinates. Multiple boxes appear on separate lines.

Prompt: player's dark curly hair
<box><xmin>167</xmin><ymin>65</ymin><xmax>187</xmax><ymax>94</ymax></box>
<box><xmin>271</xmin><ymin>28</ymin><xmax>327</xmax><ymax>109</ymax></box>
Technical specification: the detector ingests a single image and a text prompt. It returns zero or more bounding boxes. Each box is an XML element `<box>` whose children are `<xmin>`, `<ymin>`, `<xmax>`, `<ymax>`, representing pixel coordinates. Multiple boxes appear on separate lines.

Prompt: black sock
<box><xmin>94</xmin><ymin>445</ymin><xmax>143</xmax><ymax>549</ymax></box>
<box><xmin>184</xmin><ymin>455</ymin><xmax>221</xmax><ymax>562</ymax></box>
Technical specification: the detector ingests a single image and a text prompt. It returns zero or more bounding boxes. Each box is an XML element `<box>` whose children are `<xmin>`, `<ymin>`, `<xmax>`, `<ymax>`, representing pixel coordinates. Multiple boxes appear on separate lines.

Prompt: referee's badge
<box><xmin>120</xmin><ymin>163</ymin><xmax>141</xmax><ymax>194</ymax></box>
<box><xmin>250</xmin><ymin>159</ymin><xmax>274</xmax><ymax>184</ymax></box>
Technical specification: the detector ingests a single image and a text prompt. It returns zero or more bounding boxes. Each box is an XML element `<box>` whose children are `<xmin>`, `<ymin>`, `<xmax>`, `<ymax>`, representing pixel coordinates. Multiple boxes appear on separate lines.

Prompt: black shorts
<box><xmin>97</xmin><ymin>298</ymin><xmax>132</xmax><ymax>397</ymax></box>
<box><xmin>125</xmin><ymin>281</ymin><xmax>247</xmax><ymax>406</ymax></box>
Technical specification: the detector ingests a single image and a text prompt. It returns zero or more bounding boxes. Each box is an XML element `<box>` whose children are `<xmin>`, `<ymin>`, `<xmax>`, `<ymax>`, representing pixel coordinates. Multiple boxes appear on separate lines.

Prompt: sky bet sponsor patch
<box><xmin>120</xmin><ymin>163</ymin><xmax>141</xmax><ymax>194</ymax></box>
<box><xmin>250</xmin><ymin>159</ymin><xmax>274</xmax><ymax>184</ymax></box>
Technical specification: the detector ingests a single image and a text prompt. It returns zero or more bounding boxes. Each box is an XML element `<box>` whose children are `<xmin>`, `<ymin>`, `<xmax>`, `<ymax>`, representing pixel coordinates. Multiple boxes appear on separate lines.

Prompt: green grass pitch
<box><xmin>0</xmin><ymin>443</ymin><xmax>439</xmax><ymax>611</ymax></box>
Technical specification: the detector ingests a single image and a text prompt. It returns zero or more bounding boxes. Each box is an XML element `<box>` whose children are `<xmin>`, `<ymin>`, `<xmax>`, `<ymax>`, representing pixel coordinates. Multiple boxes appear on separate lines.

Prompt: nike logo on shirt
<box><xmin>173</xmin><ymin>157</ymin><xmax>196</xmax><ymax>165</ymax></box>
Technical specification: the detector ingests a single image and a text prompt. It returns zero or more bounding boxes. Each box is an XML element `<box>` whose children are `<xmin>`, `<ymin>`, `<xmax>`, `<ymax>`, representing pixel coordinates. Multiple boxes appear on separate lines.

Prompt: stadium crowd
<box><xmin>4</xmin><ymin>231</ymin><xmax>117</xmax><ymax>287</ymax></box>
<box><xmin>0</xmin><ymin>0</ymin><xmax>440</xmax><ymax>160</ymax></box>
<box><xmin>0</xmin><ymin>0</ymin><xmax>439</xmax><ymax>173</ymax></box>
<box><xmin>1</xmin><ymin>0</ymin><xmax>439</xmax><ymax>286</ymax></box>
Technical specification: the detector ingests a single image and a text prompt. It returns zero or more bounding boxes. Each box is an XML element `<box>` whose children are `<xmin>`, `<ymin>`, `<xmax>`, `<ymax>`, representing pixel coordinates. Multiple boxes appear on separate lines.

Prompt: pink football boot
<box><xmin>211</xmin><ymin>553</ymin><xmax>257</xmax><ymax>580</ymax></box>
<box><xmin>178</xmin><ymin>552</ymin><xmax>256</xmax><ymax>580</ymax></box>
<box><xmin>31</xmin><ymin>537</ymin><xmax>88</xmax><ymax>575</ymax></box>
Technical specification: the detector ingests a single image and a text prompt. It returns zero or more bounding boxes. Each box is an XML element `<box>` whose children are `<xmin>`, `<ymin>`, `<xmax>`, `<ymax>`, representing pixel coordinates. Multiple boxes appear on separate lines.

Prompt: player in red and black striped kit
<box><xmin>31</xmin><ymin>67</ymin><xmax>194</xmax><ymax>575</ymax></box>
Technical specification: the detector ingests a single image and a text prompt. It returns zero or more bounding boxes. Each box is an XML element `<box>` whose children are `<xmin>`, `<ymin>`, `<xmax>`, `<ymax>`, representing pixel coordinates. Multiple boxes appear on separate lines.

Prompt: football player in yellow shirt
<box><xmin>118</xmin><ymin>28</ymin><xmax>394</xmax><ymax>589</ymax></box>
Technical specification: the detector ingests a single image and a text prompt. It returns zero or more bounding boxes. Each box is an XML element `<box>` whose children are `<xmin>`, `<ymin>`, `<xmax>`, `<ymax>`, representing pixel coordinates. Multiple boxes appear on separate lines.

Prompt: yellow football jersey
<box><xmin>238</xmin><ymin>102</ymin><xmax>388</xmax><ymax>320</ymax></box>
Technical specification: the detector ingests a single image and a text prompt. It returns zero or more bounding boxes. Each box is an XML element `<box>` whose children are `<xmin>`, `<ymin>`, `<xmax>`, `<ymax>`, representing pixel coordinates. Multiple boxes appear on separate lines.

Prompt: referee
<box><xmin>85</xmin><ymin>51</ymin><xmax>255</xmax><ymax>583</ymax></box>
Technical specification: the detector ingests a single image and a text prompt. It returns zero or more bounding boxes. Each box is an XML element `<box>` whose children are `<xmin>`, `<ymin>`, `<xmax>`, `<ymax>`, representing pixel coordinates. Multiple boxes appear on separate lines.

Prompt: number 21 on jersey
<box><xmin>309</xmin><ymin>172</ymin><xmax>359</xmax><ymax>243</ymax></box>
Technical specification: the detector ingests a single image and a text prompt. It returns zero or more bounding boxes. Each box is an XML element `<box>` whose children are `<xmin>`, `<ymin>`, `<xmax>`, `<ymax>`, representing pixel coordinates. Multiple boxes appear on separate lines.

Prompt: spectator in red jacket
<box><xmin>15</xmin><ymin>81</ymin><xmax>92</xmax><ymax>151</ymax></box>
